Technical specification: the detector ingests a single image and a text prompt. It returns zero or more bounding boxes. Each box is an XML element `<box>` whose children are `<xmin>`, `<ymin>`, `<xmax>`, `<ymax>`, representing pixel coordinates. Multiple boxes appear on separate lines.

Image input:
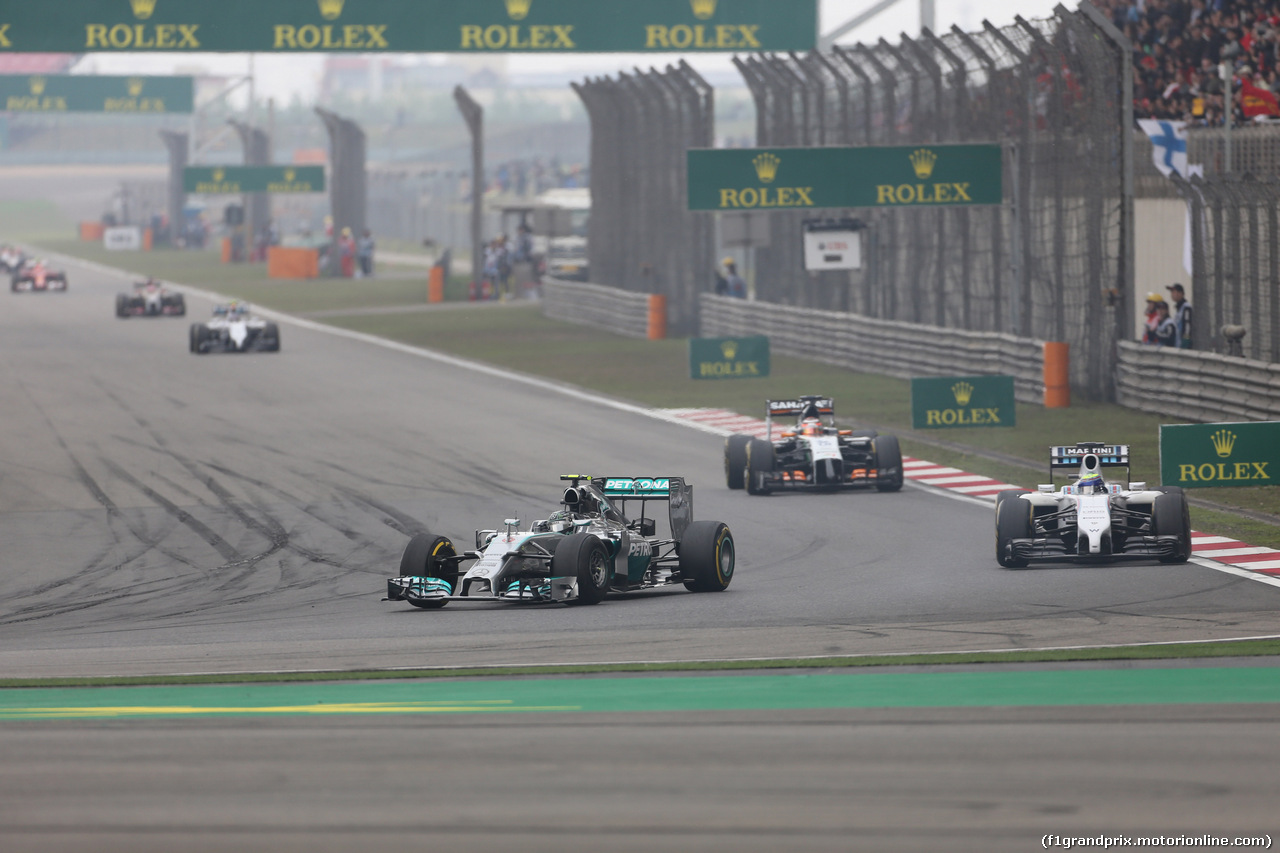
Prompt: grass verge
<box><xmin>2</xmin><ymin>638</ymin><xmax>1278</xmax><ymax>688</ymax></box>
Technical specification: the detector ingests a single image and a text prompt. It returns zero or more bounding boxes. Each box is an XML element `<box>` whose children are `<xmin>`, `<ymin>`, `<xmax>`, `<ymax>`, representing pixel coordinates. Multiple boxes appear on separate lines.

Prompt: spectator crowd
<box><xmin>1089</xmin><ymin>0</ymin><xmax>1280</xmax><ymax>123</ymax></box>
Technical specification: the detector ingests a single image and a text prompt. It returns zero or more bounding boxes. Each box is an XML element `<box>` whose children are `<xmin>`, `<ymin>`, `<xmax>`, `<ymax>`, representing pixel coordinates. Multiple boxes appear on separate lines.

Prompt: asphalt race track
<box><xmin>2</xmin><ymin>252</ymin><xmax>1279</xmax><ymax>852</ymax></box>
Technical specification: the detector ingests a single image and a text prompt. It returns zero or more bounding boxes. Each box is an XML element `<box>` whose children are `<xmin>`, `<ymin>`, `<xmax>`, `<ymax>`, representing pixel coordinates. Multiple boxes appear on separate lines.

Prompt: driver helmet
<box><xmin>1076</xmin><ymin>472</ymin><xmax>1106</xmax><ymax>494</ymax></box>
<box><xmin>213</xmin><ymin>304</ymin><xmax>229</xmax><ymax>316</ymax></box>
<box><xmin>799</xmin><ymin>417</ymin><xmax>824</xmax><ymax>437</ymax></box>
<box><xmin>547</xmin><ymin>510</ymin><xmax>574</xmax><ymax>533</ymax></box>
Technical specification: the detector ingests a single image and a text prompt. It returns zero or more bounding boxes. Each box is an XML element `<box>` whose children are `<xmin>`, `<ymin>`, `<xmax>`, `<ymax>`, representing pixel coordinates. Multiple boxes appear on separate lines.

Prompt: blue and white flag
<box><xmin>1138</xmin><ymin>119</ymin><xmax>1188</xmax><ymax>178</ymax></box>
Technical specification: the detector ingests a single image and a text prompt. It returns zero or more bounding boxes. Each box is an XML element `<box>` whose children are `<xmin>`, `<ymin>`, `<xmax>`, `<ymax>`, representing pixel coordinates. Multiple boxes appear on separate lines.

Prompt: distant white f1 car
<box><xmin>994</xmin><ymin>442</ymin><xmax>1192</xmax><ymax>568</ymax></box>
<box><xmin>189</xmin><ymin>302</ymin><xmax>280</xmax><ymax>354</ymax></box>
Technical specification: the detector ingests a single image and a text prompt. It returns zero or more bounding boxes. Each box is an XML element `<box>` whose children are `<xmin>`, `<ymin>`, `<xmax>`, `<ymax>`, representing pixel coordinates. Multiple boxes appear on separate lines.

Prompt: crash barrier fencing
<box><xmin>572</xmin><ymin>62</ymin><xmax>714</xmax><ymax>338</ymax></box>
<box><xmin>1116</xmin><ymin>340</ymin><xmax>1280</xmax><ymax>423</ymax></box>
<box><xmin>541</xmin><ymin>277</ymin><xmax>666</xmax><ymax>341</ymax></box>
<box><xmin>1169</xmin><ymin>172</ymin><xmax>1280</xmax><ymax>364</ymax></box>
<box><xmin>697</xmin><ymin>294</ymin><xmax>1046</xmax><ymax>403</ymax></box>
<box><xmin>1137</xmin><ymin>125</ymin><xmax>1280</xmax><ymax>199</ymax></box>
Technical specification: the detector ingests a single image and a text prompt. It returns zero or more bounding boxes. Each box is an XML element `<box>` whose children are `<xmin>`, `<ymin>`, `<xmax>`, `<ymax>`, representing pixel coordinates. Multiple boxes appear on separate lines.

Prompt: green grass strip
<box><xmin>2</xmin><ymin>638</ymin><xmax>1279</xmax><ymax>690</ymax></box>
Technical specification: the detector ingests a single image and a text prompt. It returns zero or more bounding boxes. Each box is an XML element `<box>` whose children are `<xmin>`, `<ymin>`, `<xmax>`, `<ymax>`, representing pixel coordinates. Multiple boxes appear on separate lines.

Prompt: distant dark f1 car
<box><xmin>725</xmin><ymin>396</ymin><xmax>903</xmax><ymax>494</ymax></box>
<box><xmin>386</xmin><ymin>474</ymin><xmax>734</xmax><ymax>608</ymax></box>
<box><xmin>117</xmin><ymin>279</ymin><xmax>186</xmax><ymax>317</ymax></box>
<box><xmin>189</xmin><ymin>302</ymin><xmax>280</xmax><ymax>354</ymax></box>
<box><xmin>11</xmin><ymin>259</ymin><xmax>67</xmax><ymax>293</ymax></box>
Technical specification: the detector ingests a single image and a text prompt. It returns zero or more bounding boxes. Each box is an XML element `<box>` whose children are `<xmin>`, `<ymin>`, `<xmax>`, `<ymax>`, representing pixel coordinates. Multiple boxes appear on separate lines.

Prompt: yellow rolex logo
<box><xmin>318</xmin><ymin>0</ymin><xmax>344</xmax><ymax>20</ymax></box>
<box><xmin>127</xmin><ymin>77</ymin><xmax>145</xmax><ymax>97</ymax></box>
<box><xmin>130</xmin><ymin>0</ymin><xmax>157</xmax><ymax>19</ymax></box>
<box><xmin>691</xmin><ymin>0</ymin><xmax>717</xmax><ymax>19</ymax></box>
<box><xmin>284</xmin><ymin>168</ymin><xmax>296</xmax><ymax>182</ymax></box>
<box><xmin>505</xmin><ymin>0</ymin><xmax>532</xmax><ymax>20</ymax></box>
<box><xmin>212</xmin><ymin>168</ymin><xmax>225</xmax><ymax>182</ymax></box>
<box><xmin>1211</xmin><ymin>429</ymin><xmax>1236</xmax><ymax>458</ymax></box>
<box><xmin>752</xmin><ymin>152</ymin><xmax>779</xmax><ymax>184</ymax></box>
<box><xmin>951</xmin><ymin>381</ymin><xmax>974</xmax><ymax>406</ymax></box>
<box><xmin>29</xmin><ymin>77</ymin><xmax>46</xmax><ymax>96</ymax></box>
<box><xmin>720</xmin><ymin>340</ymin><xmax>738</xmax><ymax>359</ymax></box>
<box><xmin>910</xmin><ymin>148</ymin><xmax>937</xmax><ymax>180</ymax></box>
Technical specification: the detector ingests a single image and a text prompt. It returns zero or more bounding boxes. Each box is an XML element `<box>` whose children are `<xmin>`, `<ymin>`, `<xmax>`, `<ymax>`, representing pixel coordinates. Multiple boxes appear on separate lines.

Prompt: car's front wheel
<box><xmin>1153</xmin><ymin>491</ymin><xmax>1192</xmax><ymax>563</ymax></box>
<box><xmin>551</xmin><ymin>533</ymin><xmax>610</xmax><ymax>605</ymax></box>
<box><xmin>724</xmin><ymin>434</ymin><xmax>750</xmax><ymax>490</ymax></box>
<box><xmin>995</xmin><ymin>490</ymin><xmax>1032</xmax><ymax>568</ymax></box>
<box><xmin>399</xmin><ymin>532</ymin><xmax>459</xmax><ymax>608</ymax></box>
<box><xmin>873</xmin><ymin>434</ymin><xmax>904</xmax><ymax>492</ymax></box>
<box><xmin>745</xmin><ymin>438</ymin><xmax>774</xmax><ymax>495</ymax></box>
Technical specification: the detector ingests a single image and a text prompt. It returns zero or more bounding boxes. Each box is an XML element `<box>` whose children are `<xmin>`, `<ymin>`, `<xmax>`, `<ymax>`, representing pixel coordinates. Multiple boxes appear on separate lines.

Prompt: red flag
<box><xmin>1240</xmin><ymin>78</ymin><xmax>1280</xmax><ymax>118</ymax></box>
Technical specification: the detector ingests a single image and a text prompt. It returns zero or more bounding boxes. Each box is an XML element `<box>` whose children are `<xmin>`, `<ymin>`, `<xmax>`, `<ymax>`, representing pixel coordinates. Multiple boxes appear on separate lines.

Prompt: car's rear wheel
<box><xmin>873</xmin><ymin>434</ymin><xmax>904</xmax><ymax>492</ymax></box>
<box><xmin>552</xmin><ymin>533</ymin><xmax>610</xmax><ymax>605</ymax></box>
<box><xmin>996</xmin><ymin>490</ymin><xmax>1033</xmax><ymax>568</ymax></box>
<box><xmin>745</xmin><ymin>438</ymin><xmax>774</xmax><ymax>495</ymax></box>
<box><xmin>725</xmin><ymin>434</ymin><xmax>750</xmax><ymax>490</ymax></box>
<box><xmin>680</xmin><ymin>520</ymin><xmax>735</xmax><ymax>592</ymax></box>
<box><xmin>1153</xmin><ymin>491</ymin><xmax>1192</xmax><ymax>563</ymax></box>
<box><xmin>399</xmin><ymin>533</ymin><xmax>458</xmax><ymax>608</ymax></box>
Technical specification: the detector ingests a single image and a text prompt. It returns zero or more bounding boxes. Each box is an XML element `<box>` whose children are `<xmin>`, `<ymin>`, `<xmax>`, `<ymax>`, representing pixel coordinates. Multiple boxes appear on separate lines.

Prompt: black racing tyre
<box><xmin>399</xmin><ymin>533</ymin><xmax>459</xmax><ymax>609</ymax></box>
<box><xmin>745</xmin><ymin>438</ymin><xmax>774</xmax><ymax>495</ymax></box>
<box><xmin>116</xmin><ymin>294</ymin><xmax>129</xmax><ymax>318</ymax></box>
<box><xmin>725</xmin><ymin>434</ymin><xmax>750</xmax><ymax>490</ymax></box>
<box><xmin>189</xmin><ymin>323</ymin><xmax>203</xmax><ymax>353</ymax></box>
<box><xmin>873</xmin><ymin>434</ymin><xmax>904</xmax><ymax>492</ymax></box>
<box><xmin>263</xmin><ymin>322</ymin><xmax>281</xmax><ymax>352</ymax></box>
<box><xmin>174</xmin><ymin>294</ymin><xmax>186</xmax><ymax>316</ymax></box>
<box><xmin>1153</xmin><ymin>491</ymin><xmax>1192</xmax><ymax>564</ymax></box>
<box><xmin>680</xmin><ymin>520</ymin><xmax>735</xmax><ymax>592</ymax></box>
<box><xmin>551</xmin><ymin>533</ymin><xmax>610</xmax><ymax>605</ymax></box>
<box><xmin>995</xmin><ymin>490</ymin><xmax>1033</xmax><ymax>568</ymax></box>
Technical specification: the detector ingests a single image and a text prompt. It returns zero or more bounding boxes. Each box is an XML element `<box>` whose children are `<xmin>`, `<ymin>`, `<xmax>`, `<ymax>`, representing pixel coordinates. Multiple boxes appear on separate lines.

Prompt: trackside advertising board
<box><xmin>183</xmin><ymin>166</ymin><xmax>325</xmax><ymax>194</ymax></box>
<box><xmin>911</xmin><ymin>375</ymin><xmax>1016</xmax><ymax>429</ymax></box>
<box><xmin>0</xmin><ymin>74</ymin><xmax>193</xmax><ymax>113</ymax></box>
<box><xmin>689</xmin><ymin>335</ymin><xmax>770</xmax><ymax>379</ymax></box>
<box><xmin>687</xmin><ymin>144</ymin><xmax>1002</xmax><ymax>211</ymax></box>
<box><xmin>1159</xmin><ymin>421</ymin><xmax>1280</xmax><ymax>488</ymax></box>
<box><xmin>0</xmin><ymin>0</ymin><xmax>815</xmax><ymax>53</ymax></box>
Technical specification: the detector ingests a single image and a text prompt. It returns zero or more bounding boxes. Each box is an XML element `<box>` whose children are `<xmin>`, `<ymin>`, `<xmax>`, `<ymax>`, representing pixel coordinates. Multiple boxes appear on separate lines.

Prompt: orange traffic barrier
<box><xmin>79</xmin><ymin>221</ymin><xmax>104</xmax><ymax>241</ymax></box>
<box><xmin>428</xmin><ymin>265</ymin><xmax>445</xmax><ymax>303</ymax></box>
<box><xmin>267</xmin><ymin>246</ymin><xmax>319</xmax><ymax>279</ymax></box>
<box><xmin>647</xmin><ymin>294</ymin><xmax>667</xmax><ymax>340</ymax></box>
<box><xmin>221</xmin><ymin>237</ymin><xmax>232</xmax><ymax>264</ymax></box>
<box><xmin>1044</xmin><ymin>341</ymin><xmax>1070</xmax><ymax>408</ymax></box>
<box><xmin>142</xmin><ymin>227</ymin><xmax>153</xmax><ymax>251</ymax></box>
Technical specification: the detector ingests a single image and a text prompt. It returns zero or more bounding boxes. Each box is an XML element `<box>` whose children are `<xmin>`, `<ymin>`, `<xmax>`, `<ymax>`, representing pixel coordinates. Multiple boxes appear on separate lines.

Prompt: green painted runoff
<box><xmin>1</xmin><ymin>667</ymin><xmax>1278</xmax><ymax>720</ymax></box>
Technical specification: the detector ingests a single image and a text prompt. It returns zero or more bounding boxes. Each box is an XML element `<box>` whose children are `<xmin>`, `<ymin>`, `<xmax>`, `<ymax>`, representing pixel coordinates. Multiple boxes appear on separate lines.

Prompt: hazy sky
<box><xmin>78</xmin><ymin>0</ymin><xmax>1072</xmax><ymax>103</ymax></box>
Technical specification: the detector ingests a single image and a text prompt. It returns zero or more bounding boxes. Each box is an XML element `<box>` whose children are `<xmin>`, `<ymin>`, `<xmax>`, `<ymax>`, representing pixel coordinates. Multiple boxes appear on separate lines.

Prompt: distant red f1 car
<box><xmin>11</xmin><ymin>259</ymin><xmax>67</xmax><ymax>293</ymax></box>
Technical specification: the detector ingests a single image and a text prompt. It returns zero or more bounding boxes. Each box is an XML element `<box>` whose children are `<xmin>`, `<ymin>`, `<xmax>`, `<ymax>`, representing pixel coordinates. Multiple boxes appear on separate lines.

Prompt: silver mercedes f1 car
<box><xmin>994</xmin><ymin>442</ymin><xmax>1192</xmax><ymax>568</ymax></box>
<box><xmin>725</xmin><ymin>396</ymin><xmax>903</xmax><ymax>494</ymax></box>
<box><xmin>386</xmin><ymin>474</ymin><xmax>735</xmax><ymax>608</ymax></box>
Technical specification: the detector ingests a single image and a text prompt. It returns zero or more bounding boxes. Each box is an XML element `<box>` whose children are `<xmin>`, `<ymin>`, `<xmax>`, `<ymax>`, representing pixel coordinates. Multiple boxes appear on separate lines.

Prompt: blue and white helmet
<box><xmin>1076</xmin><ymin>472</ymin><xmax>1106</xmax><ymax>493</ymax></box>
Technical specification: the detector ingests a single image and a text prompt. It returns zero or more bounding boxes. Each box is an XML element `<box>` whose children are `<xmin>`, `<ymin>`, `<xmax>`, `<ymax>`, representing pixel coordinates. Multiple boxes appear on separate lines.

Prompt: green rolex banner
<box><xmin>689</xmin><ymin>335</ymin><xmax>770</xmax><ymax>380</ymax></box>
<box><xmin>1160</xmin><ymin>421</ymin><xmax>1280</xmax><ymax>488</ymax></box>
<box><xmin>183</xmin><ymin>165</ymin><xmax>325</xmax><ymax>194</ymax></box>
<box><xmin>0</xmin><ymin>74</ymin><xmax>194</xmax><ymax>113</ymax></box>
<box><xmin>911</xmin><ymin>375</ymin><xmax>1016</xmax><ymax>429</ymax></box>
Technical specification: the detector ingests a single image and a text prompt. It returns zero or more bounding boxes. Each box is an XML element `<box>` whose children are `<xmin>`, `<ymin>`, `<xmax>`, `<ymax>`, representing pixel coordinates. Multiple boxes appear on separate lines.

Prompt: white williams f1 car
<box><xmin>994</xmin><ymin>442</ymin><xmax>1192</xmax><ymax>568</ymax></box>
<box><xmin>386</xmin><ymin>474</ymin><xmax>734</xmax><ymax>608</ymax></box>
<box><xmin>189</xmin><ymin>302</ymin><xmax>280</xmax><ymax>354</ymax></box>
<box><xmin>725</xmin><ymin>396</ymin><xmax>903</xmax><ymax>494</ymax></box>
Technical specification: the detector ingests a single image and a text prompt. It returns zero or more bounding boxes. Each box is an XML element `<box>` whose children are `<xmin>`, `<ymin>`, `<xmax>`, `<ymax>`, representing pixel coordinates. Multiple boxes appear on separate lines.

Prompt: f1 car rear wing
<box><xmin>1048</xmin><ymin>442</ymin><xmax>1130</xmax><ymax>482</ymax></box>
<box><xmin>766</xmin><ymin>396</ymin><xmax>834</xmax><ymax>440</ymax></box>
<box><xmin>594</xmin><ymin>476</ymin><xmax>693</xmax><ymax>542</ymax></box>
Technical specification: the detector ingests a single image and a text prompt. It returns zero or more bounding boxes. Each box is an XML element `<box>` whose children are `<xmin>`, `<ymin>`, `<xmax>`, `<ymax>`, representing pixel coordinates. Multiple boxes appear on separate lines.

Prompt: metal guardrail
<box><xmin>1115</xmin><ymin>340</ymin><xmax>1280</xmax><ymax>422</ymax></box>
<box><xmin>541</xmin><ymin>277</ymin><xmax>651</xmax><ymax>340</ymax></box>
<box><xmin>698</xmin><ymin>294</ymin><xmax>1046</xmax><ymax>402</ymax></box>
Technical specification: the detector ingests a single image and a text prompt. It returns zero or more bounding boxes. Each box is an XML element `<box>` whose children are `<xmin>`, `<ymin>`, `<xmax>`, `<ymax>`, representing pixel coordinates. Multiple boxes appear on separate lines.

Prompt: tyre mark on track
<box><xmin>101</xmin><ymin>460</ymin><xmax>243</xmax><ymax>564</ymax></box>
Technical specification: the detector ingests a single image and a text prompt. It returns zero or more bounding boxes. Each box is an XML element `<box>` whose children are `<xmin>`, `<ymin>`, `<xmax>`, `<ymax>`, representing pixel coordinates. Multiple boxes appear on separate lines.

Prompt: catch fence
<box><xmin>575</xmin><ymin>5</ymin><xmax>1131</xmax><ymax>399</ymax></box>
